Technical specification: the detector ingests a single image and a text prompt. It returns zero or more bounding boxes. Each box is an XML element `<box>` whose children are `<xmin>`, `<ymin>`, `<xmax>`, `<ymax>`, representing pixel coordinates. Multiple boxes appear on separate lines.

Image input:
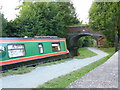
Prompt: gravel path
<box><xmin>67</xmin><ymin>51</ymin><xmax>119</xmax><ymax>88</ymax></box>
<box><xmin>0</xmin><ymin>47</ymin><xmax>109</xmax><ymax>88</ymax></box>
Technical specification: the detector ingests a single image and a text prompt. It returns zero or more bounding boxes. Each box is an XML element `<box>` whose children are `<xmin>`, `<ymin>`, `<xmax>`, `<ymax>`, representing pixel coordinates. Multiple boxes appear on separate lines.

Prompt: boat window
<box><xmin>0</xmin><ymin>46</ymin><xmax>5</xmax><ymax>53</ymax></box>
<box><xmin>38</xmin><ymin>43</ymin><xmax>44</xmax><ymax>53</ymax></box>
<box><xmin>52</xmin><ymin>42</ymin><xmax>61</xmax><ymax>52</ymax></box>
<box><xmin>0</xmin><ymin>45</ymin><xmax>6</xmax><ymax>58</ymax></box>
<box><xmin>8</xmin><ymin>44</ymin><xmax>25</xmax><ymax>58</ymax></box>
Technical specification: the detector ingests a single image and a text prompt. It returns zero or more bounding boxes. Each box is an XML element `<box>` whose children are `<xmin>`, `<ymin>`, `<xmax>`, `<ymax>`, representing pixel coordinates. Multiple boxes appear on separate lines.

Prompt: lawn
<box><xmin>75</xmin><ymin>47</ymin><xmax>97</xmax><ymax>59</ymax></box>
<box><xmin>99</xmin><ymin>47</ymin><xmax>115</xmax><ymax>54</ymax></box>
<box><xmin>37</xmin><ymin>47</ymin><xmax>115</xmax><ymax>88</ymax></box>
<box><xmin>0</xmin><ymin>47</ymin><xmax>97</xmax><ymax>77</ymax></box>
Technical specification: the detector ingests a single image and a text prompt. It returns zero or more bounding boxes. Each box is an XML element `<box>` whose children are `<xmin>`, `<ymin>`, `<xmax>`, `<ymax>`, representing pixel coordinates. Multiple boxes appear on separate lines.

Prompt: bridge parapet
<box><xmin>66</xmin><ymin>26</ymin><xmax>94</xmax><ymax>33</ymax></box>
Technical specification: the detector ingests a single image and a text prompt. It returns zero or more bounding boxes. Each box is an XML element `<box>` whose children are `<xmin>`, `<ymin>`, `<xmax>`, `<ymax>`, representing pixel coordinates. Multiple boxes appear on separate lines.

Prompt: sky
<box><xmin>72</xmin><ymin>0</ymin><xmax>94</xmax><ymax>24</ymax></box>
<box><xmin>0</xmin><ymin>0</ymin><xmax>93</xmax><ymax>24</ymax></box>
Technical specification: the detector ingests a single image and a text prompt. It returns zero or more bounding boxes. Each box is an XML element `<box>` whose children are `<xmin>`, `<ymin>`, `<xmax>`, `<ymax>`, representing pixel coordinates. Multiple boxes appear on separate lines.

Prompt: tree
<box><xmin>89</xmin><ymin>2</ymin><xmax>120</xmax><ymax>46</ymax></box>
<box><xmin>0</xmin><ymin>13</ymin><xmax>8</xmax><ymax>37</ymax></box>
<box><xmin>12</xmin><ymin>2</ymin><xmax>79</xmax><ymax>37</ymax></box>
<box><xmin>78</xmin><ymin>36</ymin><xmax>95</xmax><ymax>47</ymax></box>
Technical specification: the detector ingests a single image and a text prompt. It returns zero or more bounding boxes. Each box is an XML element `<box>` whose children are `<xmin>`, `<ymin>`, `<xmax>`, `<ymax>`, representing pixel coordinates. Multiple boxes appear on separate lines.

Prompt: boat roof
<box><xmin>0</xmin><ymin>36</ymin><xmax>64</xmax><ymax>40</ymax></box>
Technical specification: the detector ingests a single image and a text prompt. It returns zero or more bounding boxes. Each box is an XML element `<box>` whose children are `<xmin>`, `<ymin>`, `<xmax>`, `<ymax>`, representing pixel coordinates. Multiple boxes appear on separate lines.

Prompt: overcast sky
<box><xmin>0</xmin><ymin>0</ymin><xmax>93</xmax><ymax>24</ymax></box>
<box><xmin>72</xmin><ymin>0</ymin><xmax>93</xmax><ymax>24</ymax></box>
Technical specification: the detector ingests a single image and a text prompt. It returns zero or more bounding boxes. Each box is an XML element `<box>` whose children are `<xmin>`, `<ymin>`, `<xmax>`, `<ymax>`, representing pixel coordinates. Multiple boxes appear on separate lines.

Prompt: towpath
<box><xmin>0</xmin><ymin>47</ymin><xmax>109</xmax><ymax>88</ymax></box>
<box><xmin>67</xmin><ymin>50</ymin><xmax>119</xmax><ymax>88</ymax></box>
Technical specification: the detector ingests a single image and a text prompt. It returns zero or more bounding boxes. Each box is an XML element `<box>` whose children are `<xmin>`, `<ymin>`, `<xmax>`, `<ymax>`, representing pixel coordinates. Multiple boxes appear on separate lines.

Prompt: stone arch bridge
<box><xmin>66</xmin><ymin>26</ymin><xmax>106</xmax><ymax>56</ymax></box>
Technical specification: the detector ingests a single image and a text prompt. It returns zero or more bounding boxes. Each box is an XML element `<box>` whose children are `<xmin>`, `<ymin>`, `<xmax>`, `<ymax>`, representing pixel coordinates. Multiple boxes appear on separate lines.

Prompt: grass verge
<box><xmin>0</xmin><ymin>67</ymin><xmax>35</xmax><ymax>78</ymax></box>
<box><xmin>37</xmin><ymin>48</ymin><xmax>115</xmax><ymax>88</ymax></box>
<box><xmin>0</xmin><ymin>47</ymin><xmax>96</xmax><ymax>77</ymax></box>
<box><xmin>99</xmin><ymin>47</ymin><xmax>115</xmax><ymax>54</ymax></box>
<box><xmin>75</xmin><ymin>47</ymin><xmax>97</xmax><ymax>59</ymax></box>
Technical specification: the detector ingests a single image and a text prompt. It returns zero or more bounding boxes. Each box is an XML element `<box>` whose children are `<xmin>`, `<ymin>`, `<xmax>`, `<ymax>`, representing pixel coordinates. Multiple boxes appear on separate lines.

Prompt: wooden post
<box><xmin>115</xmin><ymin>34</ymin><xmax>118</xmax><ymax>52</ymax></box>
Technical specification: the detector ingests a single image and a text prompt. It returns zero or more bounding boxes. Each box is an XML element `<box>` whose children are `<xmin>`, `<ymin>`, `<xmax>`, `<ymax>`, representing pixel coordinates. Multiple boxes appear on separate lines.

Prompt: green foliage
<box><xmin>89</xmin><ymin>2</ymin><xmax>120</xmax><ymax>46</ymax></box>
<box><xmin>0</xmin><ymin>13</ymin><xmax>8</xmax><ymax>37</ymax></box>
<box><xmin>8</xmin><ymin>2</ymin><xmax>79</xmax><ymax>37</ymax></box>
<box><xmin>78</xmin><ymin>36</ymin><xmax>96</xmax><ymax>47</ymax></box>
<box><xmin>0</xmin><ymin>13</ymin><xmax>19</xmax><ymax>37</ymax></box>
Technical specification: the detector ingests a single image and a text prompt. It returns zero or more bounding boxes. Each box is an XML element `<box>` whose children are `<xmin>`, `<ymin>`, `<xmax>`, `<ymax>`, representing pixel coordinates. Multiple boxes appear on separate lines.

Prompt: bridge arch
<box><xmin>68</xmin><ymin>32</ymin><xmax>104</xmax><ymax>56</ymax></box>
